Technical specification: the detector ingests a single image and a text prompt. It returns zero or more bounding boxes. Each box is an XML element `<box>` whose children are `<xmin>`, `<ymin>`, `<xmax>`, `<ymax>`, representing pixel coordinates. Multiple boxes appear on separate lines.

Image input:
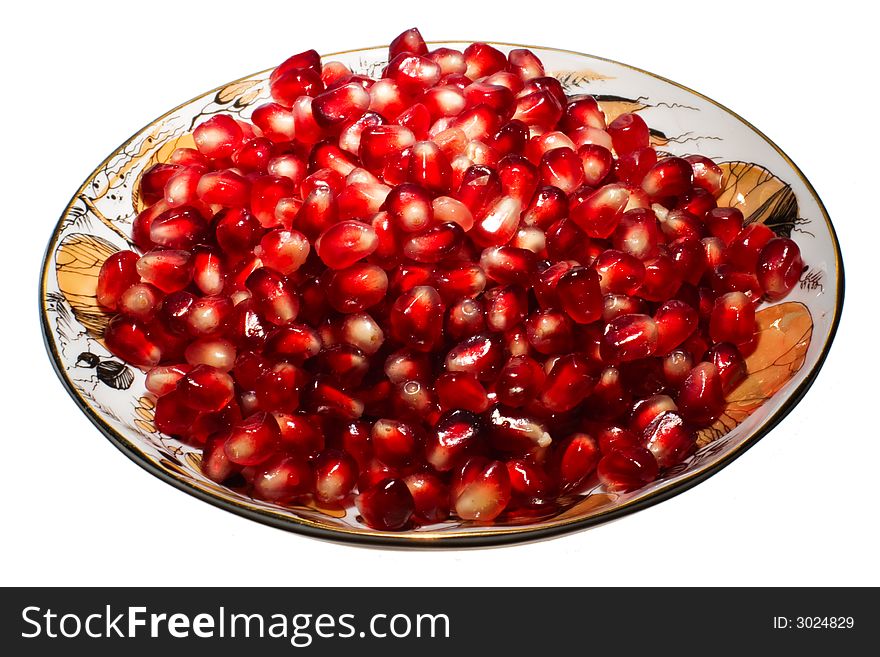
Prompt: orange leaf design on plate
<box><xmin>596</xmin><ymin>97</ymin><xmax>648</xmax><ymax>125</ymax></box>
<box><xmin>55</xmin><ymin>233</ymin><xmax>116</xmax><ymax>337</ymax></box>
<box><xmin>132</xmin><ymin>133</ymin><xmax>197</xmax><ymax>212</ymax></box>
<box><xmin>717</xmin><ymin>161</ymin><xmax>798</xmax><ymax>236</ymax></box>
<box><xmin>697</xmin><ymin>301</ymin><xmax>812</xmax><ymax>447</ymax></box>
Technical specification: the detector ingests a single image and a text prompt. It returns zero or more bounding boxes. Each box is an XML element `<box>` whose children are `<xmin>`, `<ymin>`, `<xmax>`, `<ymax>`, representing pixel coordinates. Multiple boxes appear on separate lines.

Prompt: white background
<box><xmin>2</xmin><ymin>0</ymin><xmax>877</xmax><ymax>587</ymax></box>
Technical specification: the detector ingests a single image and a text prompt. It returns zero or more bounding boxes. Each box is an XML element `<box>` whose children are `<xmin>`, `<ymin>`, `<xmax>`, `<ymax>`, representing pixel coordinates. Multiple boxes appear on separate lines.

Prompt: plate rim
<box><xmin>38</xmin><ymin>41</ymin><xmax>846</xmax><ymax>548</ymax></box>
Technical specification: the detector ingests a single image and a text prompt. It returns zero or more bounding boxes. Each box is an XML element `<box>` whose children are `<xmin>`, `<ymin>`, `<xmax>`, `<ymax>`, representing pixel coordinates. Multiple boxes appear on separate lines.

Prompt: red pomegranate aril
<box><xmin>389</xmin><ymin>262</ymin><xmax>433</xmax><ymax>296</ymax></box>
<box><xmin>490</xmin><ymin>119</ymin><xmax>529</xmax><ymax>156</ymax></box>
<box><xmin>540</xmin><ymin>354</ymin><xmax>595</xmax><ymax>413</ymax></box>
<box><xmin>512</xmin><ymin>90</ymin><xmax>563</xmax><ymax>130</ymax></box>
<box><xmin>312</xmin><ymin>449</ymin><xmax>358</xmax><ymax>505</ymax></box>
<box><xmin>104</xmin><ymin>315</ymin><xmax>162</xmax><ymax>367</ymax></box>
<box><xmin>496</xmin><ymin>355</ymin><xmax>546</xmax><ymax>408</ymax></box>
<box><xmin>145</xmin><ymin>363</ymin><xmax>191</xmax><ymax>396</ymax></box>
<box><xmin>710</xmin><ymin>291</ymin><xmax>756</xmax><ymax>344</ymax></box>
<box><xmin>705</xmin><ymin>207</ymin><xmax>744</xmax><ymax>246</ymax></box>
<box><xmin>431</xmin><ymin>195</ymin><xmax>474</xmax><ymax>230</ymax></box>
<box><xmin>97</xmin><ymin>250</ymin><xmax>141</xmax><ymax>310</ymax></box>
<box><xmin>641</xmin><ymin>157</ymin><xmax>694</xmax><ymax>198</ymax></box>
<box><xmin>603</xmin><ymin>313</ymin><xmax>659</xmax><ymax>362</ymax></box>
<box><xmin>153</xmin><ymin>389</ymin><xmax>200</xmax><ymax>436</ymax></box>
<box><xmin>487</xmin><ymin>405</ymin><xmax>552</xmax><ymax>454</ymax></box>
<box><xmin>575</xmin><ymin>144</ymin><xmax>612</xmax><ymax>187</ymax></box>
<box><xmin>337</xmin><ymin>181</ymin><xmax>391</xmax><ymax>221</ymax></box>
<box><xmin>193</xmin><ymin>115</ymin><xmax>243</xmax><ymax>159</ymax></box>
<box><xmin>322</xmin><ymin>263</ymin><xmax>388</xmax><ymax>313</ymax></box>
<box><xmin>497</xmin><ymin>155</ymin><xmax>538</xmax><ymax>206</ymax></box>
<box><xmin>251</xmin><ymin>102</ymin><xmax>297</xmax><ymax>142</ymax></box>
<box><xmin>388</xmin><ymin>27</ymin><xmax>428</xmax><ymax>60</ymax></box>
<box><xmin>613</xmin><ymin>208</ymin><xmax>663</xmax><ymax>260</ymax></box>
<box><xmin>201</xmin><ymin>432</ymin><xmax>240</xmax><ymax>483</ymax></box>
<box><xmin>223</xmin><ymin>412</ymin><xmax>280</xmax><ymax>466</ymax></box>
<box><xmin>311</xmin><ymin>82</ymin><xmax>371</xmax><ymax>129</ymax></box>
<box><xmin>506</xmin><ymin>458</ymin><xmax>553</xmax><ymax>505</ymax></box>
<box><xmin>561</xmin><ymin>95</ymin><xmax>606</xmax><ymax>131</ymax></box>
<box><xmin>213</xmin><ymin>207</ymin><xmax>261</xmax><ymax>256</ymax></box>
<box><xmin>402</xmin><ymin>472</ymin><xmax>449</xmax><ymax>524</ymax></box>
<box><xmin>255</xmin><ymin>361</ymin><xmax>306</xmax><ymax>412</ymax></box>
<box><xmin>336</xmin><ymin>312</ymin><xmax>383</xmax><ymax>355</ymax></box>
<box><xmin>685</xmin><ymin>154</ymin><xmax>724</xmax><ymax>196</ymax></box>
<box><xmin>384</xmin><ymin>182</ymin><xmax>433</xmax><ymax>233</ymax></box>
<box><xmin>642</xmin><ymin>411</ymin><xmax>695</xmax><ymax>468</ymax></box>
<box><xmin>270</xmin><ymin>66</ymin><xmax>324</xmax><ymax>107</ymax></box>
<box><xmin>511</xmin><ymin>225</ymin><xmax>546</xmax><ymax>253</ymax></box>
<box><xmin>629</xmin><ymin>394</ymin><xmax>678</xmax><ymax>434</ymax></box>
<box><xmin>251</xmin><ymin>453</ymin><xmax>314</xmax><ymax>503</ymax></box>
<box><xmin>639</xmin><ymin>253</ymin><xmax>682</xmax><ymax>302</ymax></box>
<box><xmin>607</xmin><ymin>113</ymin><xmax>650</xmax><ymax>155</ymax></box>
<box><xmin>613</xmin><ymin>147</ymin><xmax>657</xmax><ymax>188</ymax></box>
<box><xmin>404</xmin><ymin>222</ymin><xmax>464</xmax><ymax>263</ymax></box>
<box><xmin>318</xmin><ymin>344</ymin><xmax>369</xmax><ymax>387</ymax></box>
<box><xmin>273</xmin><ymin>412</ymin><xmax>324</xmax><ymax>456</ymax></box>
<box><xmin>139</xmin><ymin>163</ymin><xmax>183</xmax><ymax>206</ymax></box>
<box><xmin>677</xmin><ymin>362</ymin><xmax>725</xmax><ymax>427</ymax></box>
<box><xmin>526</xmin><ymin>309</ymin><xmax>574</xmax><ymax>356</ymax></box>
<box><xmin>191</xmin><ymin>246</ymin><xmax>225</xmax><ymax>296</ymax></box>
<box><xmin>136</xmin><ymin>249</ymin><xmax>193</xmax><ymax>294</ymax></box>
<box><xmin>177</xmin><ymin>365</ymin><xmax>235</xmax><ymax>413</ymax></box>
<box><xmin>556</xmin><ymin>433</ymin><xmax>601</xmax><ymax>493</ymax></box>
<box><xmin>356</xmin><ymin>478</ymin><xmax>415</xmax><ymax>531</ymax></box>
<box><xmin>255</xmin><ymin>229</ymin><xmax>310</xmax><ymax>275</ymax></box>
<box><xmin>385</xmin><ymin>349</ymin><xmax>431</xmax><ymax>384</ymax></box>
<box><xmin>162</xmin><ymin>167</ymin><xmax>203</xmax><ymax>208</ymax></box>
<box><xmin>183</xmin><ymin>294</ymin><xmax>231</xmax><ymax>336</ymax></box>
<box><xmin>726</xmin><ymin>222</ymin><xmax>775</xmax><ymax>272</ymax></box>
<box><xmin>251</xmin><ymin>175</ymin><xmax>295</xmax><ymax>227</ymax></box>
<box><xmin>185</xmin><ymin>336</ymin><xmax>237</xmax><ymax>371</ymax></box>
<box><xmin>309</xmin><ymin>378</ymin><xmax>365</xmax><ymax>418</ymax></box>
<box><xmin>196</xmin><ymin>169</ymin><xmax>249</xmax><ymax>207</ymax></box>
<box><xmin>707</xmin><ymin>342</ymin><xmax>748</xmax><ymax>393</ymax></box>
<box><xmin>654</xmin><ymin>299</ymin><xmax>698</xmax><ymax>354</ymax></box>
<box><xmin>314</xmin><ymin>220</ymin><xmax>378</xmax><ymax>270</ymax></box>
<box><xmin>406</xmin><ymin>140</ymin><xmax>452</xmax><ymax>193</ymax></box>
<box><xmin>569</xmin><ymin>183</ymin><xmax>628</xmax><ymax>238</ymax></box>
<box><xmin>757</xmin><ymin>237</ymin><xmax>803</xmax><ymax>300</ymax></box>
<box><xmin>433</xmin><ymin>260</ymin><xmax>486</xmax><ymax>303</ymax></box>
<box><xmin>434</xmin><ymin>372</ymin><xmax>491</xmax><ymax>414</ymax></box>
<box><xmin>233</xmin><ymin>137</ymin><xmax>272</xmax><ymax>172</ymax></box>
<box><xmin>384</xmin><ymin>53</ymin><xmax>441</xmax><ymax>92</ymax></box>
<box><xmin>452</xmin><ymin>457</ymin><xmax>511</xmax><ymax>521</ymax></box>
<box><xmin>479</xmin><ymin>245</ymin><xmax>537</xmax><ymax>285</ymax></box>
<box><xmin>669</xmin><ymin>237</ymin><xmax>708</xmax><ymax>286</ymax></box>
<box><xmin>662</xmin><ymin>349</ymin><xmax>694</xmax><ymax>387</ymax></box>
<box><xmin>470</xmin><ymin>195</ymin><xmax>521</xmax><ymax>247</ymax></box>
<box><xmin>557</xmin><ymin>267</ymin><xmax>603</xmax><ymax>324</ymax></box>
<box><xmin>594</xmin><ymin>249</ymin><xmax>645</xmax><ymax>296</ymax></box>
<box><xmin>389</xmin><ymin>285</ymin><xmax>445</xmax><ymax>352</ymax></box>
<box><xmin>539</xmin><ymin>147</ymin><xmax>585</xmax><ymax>194</ymax></box>
<box><xmin>118</xmin><ymin>283</ymin><xmax>162</xmax><ymax>321</ymax></box>
<box><xmin>597</xmin><ymin>444</ymin><xmax>658</xmax><ymax>492</ymax></box>
<box><xmin>426</xmin><ymin>409</ymin><xmax>484</xmax><ymax>472</ymax></box>
<box><xmin>445</xmin><ymin>298</ymin><xmax>486</xmax><ymax>341</ymax></box>
<box><xmin>371</xmin><ymin>418</ymin><xmax>420</xmax><ymax>467</ymax></box>
<box><xmin>245</xmin><ymin>267</ymin><xmax>299</xmax><ymax>325</ymax></box>
<box><xmin>445</xmin><ymin>333</ymin><xmax>503</xmax><ymax>381</ymax></box>
<box><xmin>263</xmin><ymin>324</ymin><xmax>322</xmax><ymax>361</ymax></box>
<box><xmin>483</xmin><ymin>284</ymin><xmax>528</xmax><ymax>333</ymax></box>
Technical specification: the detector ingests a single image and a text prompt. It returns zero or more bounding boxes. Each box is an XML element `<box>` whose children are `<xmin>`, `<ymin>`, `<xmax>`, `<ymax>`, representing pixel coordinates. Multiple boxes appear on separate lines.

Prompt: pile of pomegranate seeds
<box><xmin>98</xmin><ymin>29</ymin><xmax>805</xmax><ymax>531</ymax></box>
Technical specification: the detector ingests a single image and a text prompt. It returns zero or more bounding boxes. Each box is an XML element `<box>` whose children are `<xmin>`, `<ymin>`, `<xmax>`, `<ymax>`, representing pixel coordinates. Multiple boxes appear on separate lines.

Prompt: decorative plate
<box><xmin>40</xmin><ymin>43</ymin><xmax>843</xmax><ymax>547</ymax></box>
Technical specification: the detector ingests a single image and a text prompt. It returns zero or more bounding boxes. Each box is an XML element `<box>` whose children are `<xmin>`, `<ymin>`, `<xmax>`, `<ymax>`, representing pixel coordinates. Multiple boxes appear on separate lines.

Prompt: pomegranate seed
<box><xmin>245</xmin><ymin>268</ymin><xmax>299</xmax><ymax>325</ymax></box>
<box><xmin>654</xmin><ymin>299</ymin><xmax>698</xmax><ymax>354</ymax></box>
<box><xmin>521</xmin><ymin>187</ymin><xmax>566</xmax><ymax>231</ymax></box>
<box><xmin>594</xmin><ymin>249</ymin><xmax>645</xmax><ymax>295</ymax></box>
<box><xmin>426</xmin><ymin>409</ymin><xmax>485</xmax><ymax>472</ymax></box>
<box><xmin>312</xmin><ymin>449</ymin><xmax>358</xmax><ymax>505</ymax></box>
<box><xmin>607</xmin><ymin>113</ymin><xmax>649</xmax><ymax>155</ymax></box>
<box><xmin>390</xmin><ymin>285</ymin><xmax>445</xmax><ymax>351</ymax></box>
<box><xmin>677</xmin><ymin>362</ymin><xmax>725</xmax><ymax>427</ymax></box>
<box><xmin>526</xmin><ymin>309</ymin><xmax>574</xmax><ymax>355</ymax></box>
<box><xmin>613</xmin><ymin>208</ymin><xmax>663</xmax><ymax>260</ymax></box>
<box><xmin>445</xmin><ymin>297</ymin><xmax>487</xmax><ymax>341</ymax></box>
<box><xmin>452</xmin><ymin>457</ymin><xmax>511</xmax><ymax>521</ymax></box>
<box><xmin>710</xmin><ymin>291</ymin><xmax>756</xmax><ymax>344</ymax></box>
<box><xmin>556</xmin><ymin>433</ymin><xmax>601</xmax><ymax>493</ymax></box>
<box><xmin>497</xmin><ymin>154</ymin><xmax>539</xmax><ymax>205</ymax></box>
<box><xmin>705</xmin><ymin>207</ymin><xmax>744</xmax><ymax>246</ymax></box>
<box><xmin>427</xmin><ymin>47</ymin><xmax>466</xmax><ymax>75</ymax></box>
<box><xmin>685</xmin><ymin>154</ymin><xmax>724</xmax><ymax>196</ymax></box>
<box><xmin>513</xmin><ymin>90</ymin><xmax>563</xmax><ymax>130</ymax></box>
<box><xmin>597</xmin><ymin>444</ymin><xmax>658</xmax><ymax>492</ymax></box>
<box><xmin>322</xmin><ymin>263</ymin><xmax>388</xmax><ymax>313</ymax></box>
<box><xmin>140</xmin><ymin>163</ymin><xmax>183</xmax><ymax>206</ymax></box>
<box><xmin>431</xmin><ymin>195</ymin><xmax>474</xmax><ymax>230</ymax></box>
<box><xmin>638</xmin><ymin>253</ymin><xmax>682</xmax><ymax>302</ymax></box>
<box><xmin>104</xmin><ymin>315</ymin><xmax>162</xmax><ymax>367</ymax></box>
<box><xmin>263</xmin><ymin>324</ymin><xmax>322</xmax><ymax>361</ymax></box>
<box><xmin>314</xmin><ymin>220</ymin><xmax>378</xmax><ymax>270</ymax></box>
<box><xmin>389</xmin><ymin>27</ymin><xmax>428</xmax><ymax>59</ymax></box>
<box><xmin>496</xmin><ymin>355</ymin><xmax>546</xmax><ymax>408</ymax></box>
<box><xmin>603</xmin><ymin>313</ymin><xmax>659</xmax><ymax>362</ymax></box>
<box><xmin>757</xmin><ymin>237</ymin><xmax>803</xmax><ymax>300</ymax></box>
<box><xmin>483</xmin><ymin>284</ymin><xmax>528</xmax><ymax>333</ymax></box>
<box><xmin>642</xmin><ymin>411</ymin><xmax>695</xmax><ymax>468</ymax></box>
<box><xmin>145</xmin><ymin>363</ymin><xmax>191</xmax><ymax>396</ymax></box>
<box><xmin>193</xmin><ymin>115</ymin><xmax>243</xmax><ymax>159</ymax></box>
<box><xmin>538</xmin><ymin>147</ymin><xmax>585</xmax><ymax>194</ymax></box>
<box><xmin>408</xmin><ymin>140</ymin><xmax>452</xmax><ymax>192</ymax></box>
<box><xmin>629</xmin><ymin>394</ymin><xmax>677</xmax><ymax>433</ymax></box>
<box><xmin>223</xmin><ymin>412</ymin><xmax>280</xmax><ymax>466</ymax></box>
<box><xmin>562</xmin><ymin>95</ymin><xmax>606</xmax><ymax>132</ymax></box>
<box><xmin>507</xmin><ymin>48</ymin><xmax>545</xmax><ymax>80</ymax></box>
<box><xmin>434</xmin><ymin>372</ymin><xmax>491</xmax><ymax>414</ymax></box>
<box><xmin>384</xmin><ymin>53</ymin><xmax>442</xmax><ymax>92</ymax></box>
<box><xmin>250</xmin><ymin>453</ymin><xmax>312</xmax><ymax>502</ymax></box>
<box><xmin>312</xmin><ymin>82</ymin><xmax>371</xmax><ymax>129</ymax></box>
<box><xmin>371</xmin><ymin>419</ymin><xmax>420</xmax><ymax>467</ymax></box>
<box><xmin>274</xmin><ymin>412</ymin><xmax>324</xmax><ymax>455</ymax></box>
<box><xmin>201</xmin><ymin>432</ymin><xmax>240</xmax><ymax>483</ymax></box>
<box><xmin>251</xmin><ymin>102</ymin><xmax>297</xmax><ymax>142</ymax></box>
<box><xmin>445</xmin><ymin>333</ymin><xmax>503</xmax><ymax>381</ymax></box>
<box><xmin>479</xmin><ymin>246</ymin><xmax>537</xmax><ymax>285</ymax></box>
<box><xmin>705</xmin><ymin>342</ymin><xmax>747</xmax><ymax>393</ymax></box>
<box><xmin>255</xmin><ymin>361</ymin><xmax>306</xmax><ymax>412</ymax></box>
<box><xmin>662</xmin><ymin>349</ymin><xmax>694</xmax><ymax>387</ymax></box>
<box><xmin>162</xmin><ymin>168</ymin><xmax>203</xmax><ymax>208</ymax></box>
<box><xmin>356</xmin><ymin>478</ymin><xmax>415</xmax><ymax>531</ymax></box>
<box><xmin>641</xmin><ymin>157</ymin><xmax>694</xmax><ymax>198</ymax></box>
<box><xmin>557</xmin><ymin>267</ymin><xmax>603</xmax><ymax>324</ymax></box>
<box><xmin>184</xmin><ymin>337</ymin><xmax>237</xmax><ymax>371</ymax></box>
<box><xmin>97</xmin><ymin>251</ymin><xmax>141</xmax><ymax>310</ymax></box>
<box><xmin>404</xmin><ymin>472</ymin><xmax>450</xmax><ymax>523</ymax></box>
<box><xmin>185</xmin><ymin>295</ymin><xmax>232</xmax><ymax>336</ymax></box>
<box><xmin>614</xmin><ymin>147</ymin><xmax>657</xmax><ymax>187</ymax></box>
<box><xmin>389</xmin><ymin>262</ymin><xmax>434</xmax><ymax>296</ymax></box>
<box><xmin>338</xmin><ymin>111</ymin><xmax>384</xmax><ymax>155</ymax></box>
<box><xmin>403</xmin><ymin>222</ymin><xmax>464</xmax><ymax>262</ymax></box>
<box><xmin>385</xmin><ymin>349</ymin><xmax>431</xmax><ymax>384</ymax></box>
<box><xmin>569</xmin><ymin>183</ymin><xmax>628</xmax><ymax>238</ymax></box>
<box><xmin>384</xmin><ymin>182</ymin><xmax>433</xmax><ymax>233</ymax></box>
<box><xmin>176</xmin><ymin>365</ymin><xmax>235</xmax><ymax>413</ymax></box>
<box><xmin>540</xmin><ymin>354</ymin><xmax>596</xmax><ymax>412</ymax></box>
<box><xmin>470</xmin><ymin>195</ymin><xmax>522</xmax><ymax>247</ymax></box>
<box><xmin>490</xmin><ymin>119</ymin><xmax>530</xmax><ymax>156</ymax></box>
